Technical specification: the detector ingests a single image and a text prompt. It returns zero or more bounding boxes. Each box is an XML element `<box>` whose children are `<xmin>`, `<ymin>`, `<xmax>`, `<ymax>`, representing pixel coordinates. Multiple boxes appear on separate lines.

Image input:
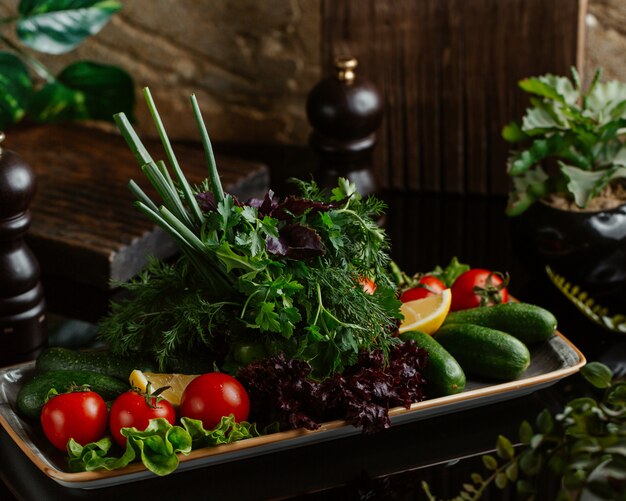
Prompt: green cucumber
<box><xmin>400</xmin><ymin>331</ymin><xmax>466</xmax><ymax>396</ymax></box>
<box><xmin>36</xmin><ymin>347</ymin><xmax>156</xmax><ymax>381</ymax></box>
<box><xmin>443</xmin><ymin>302</ymin><xmax>557</xmax><ymax>344</ymax></box>
<box><xmin>16</xmin><ymin>370</ymin><xmax>129</xmax><ymax>420</ymax></box>
<box><xmin>434</xmin><ymin>324</ymin><xmax>531</xmax><ymax>380</ymax></box>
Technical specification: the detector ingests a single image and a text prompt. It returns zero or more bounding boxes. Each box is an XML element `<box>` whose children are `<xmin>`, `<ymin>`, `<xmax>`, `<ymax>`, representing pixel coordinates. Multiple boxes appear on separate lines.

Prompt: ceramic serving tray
<box><xmin>0</xmin><ymin>331</ymin><xmax>585</xmax><ymax>490</ymax></box>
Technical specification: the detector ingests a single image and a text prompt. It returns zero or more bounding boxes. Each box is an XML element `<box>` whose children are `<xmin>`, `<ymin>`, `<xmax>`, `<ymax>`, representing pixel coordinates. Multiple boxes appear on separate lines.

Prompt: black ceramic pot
<box><xmin>512</xmin><ymin>200</ymin><xmax>626</xmax><ymax>297</ymax></box>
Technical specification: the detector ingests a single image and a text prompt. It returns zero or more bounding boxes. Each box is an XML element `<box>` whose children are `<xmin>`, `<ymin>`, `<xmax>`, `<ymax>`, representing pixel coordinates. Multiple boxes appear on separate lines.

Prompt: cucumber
<box><xmin>400</xmin><ymin>331</ymin><xmax>466</xmax><ymax>396</ymax></box>
<box><xmin>434</xmin><ymin>324</ymin><xmax>531</xmax><ymax>380</ymax></box>
<box><xmin>36</xmin><ymin>347</ymin><xmax>156</xmax><ymax>381</ymax></box>
<box><xmin>443</xmin><ymin>302</ymin><xmax>557</xmax><ymax>344</ymax></box>
<box><xmin>16</xmin><ymin>370</ymin><xmax>129</xmax><ymax>420</ymax></box>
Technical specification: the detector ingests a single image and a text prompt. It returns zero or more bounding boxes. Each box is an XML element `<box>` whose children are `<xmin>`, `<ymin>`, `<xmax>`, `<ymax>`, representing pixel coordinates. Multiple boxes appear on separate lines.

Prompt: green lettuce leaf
<box><xmin>67</xmin><ymin>415</ymin><xmax>259</xmax><ymax>476</ymax></box>
<box><xmin>181</xmin><ymin>415</ymin><xmax>260</xmax><ymax>449</ymax></box>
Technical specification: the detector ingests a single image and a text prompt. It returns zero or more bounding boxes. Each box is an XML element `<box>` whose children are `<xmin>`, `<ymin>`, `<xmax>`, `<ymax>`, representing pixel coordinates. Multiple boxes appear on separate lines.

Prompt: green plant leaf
<box><xmin>563</xmin><ymin>470</ymin><xmax>586</xmax><ymax>491</ymax></box>
<box><xmin>507</xmin><ymin>135</ymin><xmax>566</xmax><ymax>176</ymax></box>
<box><xmin>502</xmin><ymin>121</ymin><xmax>528</xmax><ymax>143</ymax></box>
<box><xmin>519</xmin><ymin>75</ymin><xmax>575</xmax><ymax>104</ymax></box>
<box><xmin>519</xmin><ymin>420</ymin><xmax>533</xmax><ymax>444</ymax></box>
<box><xmin>586</xmin><ymin>79</ymin><xmax>626</xmax><ymax>123</ymax></box>
<box><xmin>0</xmin><ymin>51</ymin><xmax>32</xmax><ymax>128</ymax></box>
<box><xmin>16</xmin><ymin>0</ymin><xmax>123</xmax><ymax>54</ymax></box>
<box><xmin>522</xmin><ymin>105</ymin><xmax>562</xmax><ymax>133</ymax></box>
<box><xmin>28</xmin><ymin>62</ymin><xmax>134</xmax><ymax>123</ymax></box>
<box><xmin>28</xmin><ymin>80</ymin><xmax>82</xmax><ymax>122</ymax></box>
<box><xmin>536</xmin><ymin>409</ymin><xmax>554</xmax><ymax>434</ymax></box>
<box><xmin>497</xmin><ymin>435</ymin><xmax>515</xmax><ymax>460</ymax></box>
<box><xmin>519</xmin><ymin>449</ymin><xmax>542</xmax><ymax>476</ymax></box>
<box><xmin>56</xmin><ymin>61</ymin><xmax>134</xmax><ymax>121</ymax></box>
<box><xmin>581</xmin><ymin>362</ymin><xmax>613</xmax><ymax>389</ymax></box>
<box><xmin>560</xmin><ymin>163</ymin><xmax>608</xmax><ymax>207</ymax></box>
<box><xmin>505</xmin><ymin>462</ymin><xmax>519</xmax><ymax>482</ymax></box>
<box><xmin>495</xmin><ymin>472</ymin><xmax>508</xmax><ymax>489</ymax></box>
<box><xmin>482</xmin><ymin>454</ymin><xmax>498</xmax><ymax>470</ymax></box>
<box><xmin>506</xmin><ymin>167</ymin><xmax>549</xmax><ymax>217</ymax></box>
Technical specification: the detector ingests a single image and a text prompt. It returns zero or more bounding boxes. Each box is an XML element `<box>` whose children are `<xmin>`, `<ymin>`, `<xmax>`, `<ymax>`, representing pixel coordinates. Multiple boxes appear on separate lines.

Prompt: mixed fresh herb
<box><xmin>98</xmin><ymin>88</ymin><xmax>402</xmax><ymax>379</ymax></box>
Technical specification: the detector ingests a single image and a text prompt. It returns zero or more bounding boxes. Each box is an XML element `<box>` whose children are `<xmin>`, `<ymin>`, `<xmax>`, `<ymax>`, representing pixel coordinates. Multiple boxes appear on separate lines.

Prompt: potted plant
<box><xmin>503</xmin><ymin>68</ymin><xmax>626</xmax><ymax>303</ymax></box>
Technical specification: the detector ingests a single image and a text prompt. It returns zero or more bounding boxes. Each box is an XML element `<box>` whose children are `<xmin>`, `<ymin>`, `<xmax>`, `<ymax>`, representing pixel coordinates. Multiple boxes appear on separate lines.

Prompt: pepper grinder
<box><xmin>306</xmin><ymin>56</ymin><xmax>383</xmax><ymax>195</ymax></box>
<box><xmin>0</xmin><ymin>132</ymin><xmax>47</xmax><ymax>365</ymax></box>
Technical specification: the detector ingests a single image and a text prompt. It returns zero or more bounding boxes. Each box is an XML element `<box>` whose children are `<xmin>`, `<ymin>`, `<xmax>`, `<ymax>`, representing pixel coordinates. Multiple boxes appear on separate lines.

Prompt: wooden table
<box><xmin>5</xmin><ymin>124</ymin><xmax>269</xmax><ymax>320</ymax></box>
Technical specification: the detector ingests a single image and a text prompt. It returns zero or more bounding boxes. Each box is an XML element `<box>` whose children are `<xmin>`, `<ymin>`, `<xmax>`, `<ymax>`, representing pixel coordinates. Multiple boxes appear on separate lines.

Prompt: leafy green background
<box><xmin>0</xmin><ymin>0</ymin><xmax>133</xmax><ymax>129</ymax></box>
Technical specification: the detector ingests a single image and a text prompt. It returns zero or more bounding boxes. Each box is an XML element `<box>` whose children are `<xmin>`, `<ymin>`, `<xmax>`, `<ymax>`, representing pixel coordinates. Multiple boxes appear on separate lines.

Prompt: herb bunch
<box><xmin>99</xmin><ymin>88</ymin><xmax>402</xmax><ymax>378</ymax></box>
<box><xmin>423</xmin><ymin>362</ymin><xmax>626</xmax><ymax>501</ymax></box>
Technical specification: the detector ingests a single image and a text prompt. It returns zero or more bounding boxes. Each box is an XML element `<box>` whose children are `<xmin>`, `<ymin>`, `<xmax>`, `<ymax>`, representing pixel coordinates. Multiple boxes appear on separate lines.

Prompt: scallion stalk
<box><xmin>143</xmin><ymin>88</ymin><xmax>205</xmax><ymax>226</ymax></box>
<box><xmin>190</xmin><ymin>94</ymin><xmax>224</xmax><ymax>205</ymax></box>
<box><xmin>114</xmin><ymin>112</ymin><xmax>153</xmax><ymax>165</ymax></box>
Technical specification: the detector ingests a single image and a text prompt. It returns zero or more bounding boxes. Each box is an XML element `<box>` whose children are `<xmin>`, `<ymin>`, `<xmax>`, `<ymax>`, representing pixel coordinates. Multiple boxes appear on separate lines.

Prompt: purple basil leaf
<box><xmin>196</xmin><ymin>191</ymin><xmax>216</xmax><ymax>212</ymax></box>
<box><xmin>247</xmin><ymin>190</ymin><xmax>278</xmax><ymax>216</ymax></box>
<box><xmin>279</xmin><ymin>224</ymin><xmax>324</xmax><ymax>260</ymax></box>
<box><xmin>266</xmin><ymin>236</ymin><xmax>288</xmax><ymax>256</ymax></box>
<box><xmin>196</xmin><ymin>191</ymin><xmax>241</xmax><ymax>212</ymax></box>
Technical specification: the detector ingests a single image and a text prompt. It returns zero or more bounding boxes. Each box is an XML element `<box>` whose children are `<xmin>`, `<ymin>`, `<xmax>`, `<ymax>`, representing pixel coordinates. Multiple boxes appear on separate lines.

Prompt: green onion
<box><xmin>190</xmin><ymin>94</ymin><xmax>224</xmax><ymax>205</ymax></box>
<box><xmin>143</xmin><ymin>88</ymin><xmax>205</xmax><ymax>226</ymax></box>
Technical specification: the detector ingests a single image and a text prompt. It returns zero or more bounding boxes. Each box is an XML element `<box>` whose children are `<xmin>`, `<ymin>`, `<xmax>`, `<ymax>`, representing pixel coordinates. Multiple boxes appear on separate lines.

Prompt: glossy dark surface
<box><xmin>0</xmin><ymin>190</ymin><xmax>623</xmax><ymax>501</ymax></box>
<box><xmin>513</xmin><ymin>201</ymin><xmax>626</xmax><ymax>297</ymax></box>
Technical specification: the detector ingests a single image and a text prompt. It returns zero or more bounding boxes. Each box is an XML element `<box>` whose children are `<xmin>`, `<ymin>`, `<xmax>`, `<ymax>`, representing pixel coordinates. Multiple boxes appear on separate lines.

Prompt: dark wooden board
<box><xmin>321</xmin><ymin>0</ymin><xmax>585</xmax><ymax>195</ymax></box>
<box><xmin>4</xmin><ymin>124</ymin><xmax>269</xmax><ymax>292</ymax></box>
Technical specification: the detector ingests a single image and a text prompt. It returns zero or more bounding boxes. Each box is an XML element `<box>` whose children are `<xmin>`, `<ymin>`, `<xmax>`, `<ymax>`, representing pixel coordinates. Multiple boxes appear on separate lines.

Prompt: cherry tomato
<box><xmin>358</xmin><ymin>276</ymin><xmax>377</xmax><ymax>295</ymax></box>
<box><xmin>179</xmin><ymin>373</ymin><xmax>250</xmax><ymax>430</ymax></box>
<box><xmin>40</xmin><ymin>390</ymin><xmax>108</xmax><ymax>451</ymax></box>
<box><xmin>400</xmin><ymin>275</ymin><xmax>446</xmax><ymax>302</ymax></box>
<box><xmin>109</xmin><ymin>390</ymin><xmax>176</xmax><ymax>448</ymax></box>
<box><xmin>450</xmin><ymin>268</ymin><xmax>509</xmax><ymax>311</ymax></box>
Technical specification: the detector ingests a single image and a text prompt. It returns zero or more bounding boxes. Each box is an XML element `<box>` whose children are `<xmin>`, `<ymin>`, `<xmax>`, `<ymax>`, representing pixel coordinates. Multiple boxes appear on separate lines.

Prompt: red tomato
<box><xmin>179</xmin><ymin>373</ymin><xmax>250</xmax><ymax>430</ymax></box>
<box><xmin>109</xmin><ymin>390</ymin><xmax>176</xmax><ymax>448</ymax></box>
<box><xmin>40</xmin><ymin>391</ymin><xmax>108</xmax><ymax>451</ymax></box>
<box><xmin>358</xmin><ymin>276</ymin><xmax>377</xmax><ymax>295</ymax></box>
<box><xmin>450</xmin><ymin>268</ymin><xmax>509</xmax><ymax>311</ymax></box>
<box><xmin>400</xmin><ymin>275</ymin><xmax>446</xmax><ymax>302</ymax></box>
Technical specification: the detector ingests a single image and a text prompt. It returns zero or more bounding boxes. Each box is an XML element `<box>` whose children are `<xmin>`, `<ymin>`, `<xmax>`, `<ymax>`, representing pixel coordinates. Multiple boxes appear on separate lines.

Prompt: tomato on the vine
<box><xmin>400</xmin><ymin>275</ymin><xmax>446</xmax><ymax>302</ymax></box>
<box><xmin>179</xmin><ymin>373</ymin><xmax>250</xmax><ymax>430</ymax></box>
<box><xmin>109</xmin><ymin>389</ymin><xmax>176</xmax><ymax>448</ymax></box>
<box><xmin>40</xmin><ymin>390</ymin><xmax>108</xmax><ymax>451</ymax></box>
<box><xmin>450</xmin><ymin>268</ymin><xmax>509</xmax><ymax>311</ymax></box>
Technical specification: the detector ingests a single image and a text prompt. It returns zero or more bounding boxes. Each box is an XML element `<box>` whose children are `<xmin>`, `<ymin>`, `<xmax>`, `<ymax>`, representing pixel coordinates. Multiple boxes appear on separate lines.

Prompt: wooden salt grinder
<box><xmin>306</xmin><ymin>56</ymin><xmax>383</xmax><ymax>196</ymax></box>
<box><xmin>0</xmin><ymin>132</ymin><xmax>47</xmax><ymax>365</ymax></box>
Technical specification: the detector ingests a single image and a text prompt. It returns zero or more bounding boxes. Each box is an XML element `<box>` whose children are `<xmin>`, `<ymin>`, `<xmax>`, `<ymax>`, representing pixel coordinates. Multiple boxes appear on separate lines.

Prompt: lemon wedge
<box><xmin>398</xmin><ymin>288</ymin><xmax>452</xmax><ymax>335</ymax></box>
<box><xmin>129</xmin><ymin>369</ymin><xmax>199</xmax><ymax>406</ymax></box>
